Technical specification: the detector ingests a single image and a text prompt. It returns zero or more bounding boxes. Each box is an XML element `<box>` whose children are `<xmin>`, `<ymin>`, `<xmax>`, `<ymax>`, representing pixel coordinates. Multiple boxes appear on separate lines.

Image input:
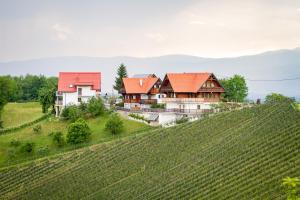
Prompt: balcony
<box><xmin>140</xmin><ymin>99</ymin><xmax>157</xmax><ymax>104</ymax></box>
<box><xmin>158</xmin><ymin>98</ymin><xmax>205</xmax><ymax>103</ymax></box>
<box><xmin>55</xmin><ymin>100</ymin><xmax>63</xmax><ymax>106</ymax></box>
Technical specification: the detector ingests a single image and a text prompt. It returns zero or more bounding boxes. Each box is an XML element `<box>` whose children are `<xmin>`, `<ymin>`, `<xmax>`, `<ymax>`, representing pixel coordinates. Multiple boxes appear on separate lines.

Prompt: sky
<box><xmin>0</xmin><ymin>0</ymin><xmax>300</xmax><ymax>61</ymax></box>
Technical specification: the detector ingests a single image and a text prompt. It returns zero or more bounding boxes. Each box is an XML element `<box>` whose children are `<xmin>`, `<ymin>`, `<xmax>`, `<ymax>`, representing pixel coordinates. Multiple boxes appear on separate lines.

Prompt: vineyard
<box><xmin>0</xmin><ymin>102</ymin><xmax>299</xmax><ymax>199</ymax></box>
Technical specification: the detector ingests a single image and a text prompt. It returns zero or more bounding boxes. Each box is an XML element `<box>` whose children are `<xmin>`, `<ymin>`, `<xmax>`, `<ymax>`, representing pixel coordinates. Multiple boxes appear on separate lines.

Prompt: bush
<box><xmin>105</xmin><ymin>113</ymin><xmax>124</xmax><ymax>135</ymax></box>
<box><xmin>20</xmin><ymin>142</ymin><xmax>35</xmax><ymax>153</ymax></box>
<box><xmin>33</xmin><ymin>124</ymin><xmax>42</xmax><ymax>134</ymax></box>
<box><xmin>150</xmin><ymin>103</ymin><xmax>165</xmax><ymax>109</ymax></box>
<box><xmin>52</xmin><ymin>131</ymin><xmax>65</xmax><ymax>147</ymax></box>
<box><xmin>79</xmin><ymin>102</ymin><xmax>88</xmax><ymax>113</ymax></box>
<box><xmin>61</xmin><ymin>105</ymin><xmax>82</xmax><ymax>122</ymax></box>
<box><xmin>67</xmin><ymin>118</ymin><xmax>91</xmax><ymax>144</ymax></box>
<box><xmin>10</xmin><ymin>139</ymin><xmax>21</xmax><ymax>147</ymax></box>
<box><xmin>37</xmin><ymin>146</ymin><xmax>50</xmax><ymax>156</ymax></box>
<box><xmin>87</xmin><ymin>97</ymin><xmax>105</xmax><ymax>117</ymax></box>
<box><xmin>116</xmin><ymin>102</ymin><xmax>124</xmax><ymax>107</ymax></box>
<box><xmin>175</xmin><ymin>117</ymin><xmax>189</xmax><ymax>124</ymax></box>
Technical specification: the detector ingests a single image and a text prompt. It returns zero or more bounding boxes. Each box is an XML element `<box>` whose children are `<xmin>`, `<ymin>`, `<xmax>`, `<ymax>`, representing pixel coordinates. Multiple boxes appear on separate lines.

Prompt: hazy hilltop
<box><xmin>0</xmin><ymin>48</ymin><xmax>300</xmax><ymax>100</ymax></box>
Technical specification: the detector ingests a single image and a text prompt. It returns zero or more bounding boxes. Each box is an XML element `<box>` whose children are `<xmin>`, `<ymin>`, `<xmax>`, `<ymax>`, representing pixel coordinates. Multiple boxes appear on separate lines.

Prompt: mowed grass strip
<box><xmin>0</xmin><ymin>102</ymin><xmax>299</xmax><ymax>199</ymax></box>
<box><xmin>1</xmin><ymin>102</ymin><xmax>43</xmax><ymax>128</ymax></box>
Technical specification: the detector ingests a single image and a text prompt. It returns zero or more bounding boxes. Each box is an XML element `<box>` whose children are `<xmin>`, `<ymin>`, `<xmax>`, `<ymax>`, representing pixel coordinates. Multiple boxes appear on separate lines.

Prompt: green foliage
<box><xmin>0</xmin><ymin>76</ymin><xmax>16</xmax><ymax>124</ymax></box>
<box><xmin>87</xmin><ymin>97</ymin><xmax>105</xmax><ymax>117</ymax></box>
<box><xmin>129</xmin><ymin>113</ymin><xmax>145</xmax><ymax>120</ymax></box>
<box><xmin>150</xmin><ymin>103</ymin><xmax>166</xmax><ymax>109</ymax></box>
<box><xmin>10</xmin><ymin>139</ymin><xmax>21</xmax><ymax>147</ymax></box>
<box><xmin>282</xmin><ymin>177</ymin><xmax>300</xmax><ymax>200</ymax></box>
<box><xmin>105</xmin><ymin>113</ymin><xmax>124</xmax><ymax>134</ymax></box>
<box><xmin>113</xmin><ymin>63</ymin><xmax>128</xmax><ymax>93</ymax></box>
<box><xmin>19</xmin><ymin>142</ymin><xmax>35</xmax><ymax>153</ymax></box>
<box><xmin>52</xmin><ymin>131</ymin><xmax>65</xmax><ymax>147</ymax></box>
<box><xmin>265</xmin><ymin>93</ymin><xmax>295</xmax><ymax>104</ymax></box>
<box><xmin>220</xmin><ymin>75</ymin><xmax>248</xmax><ymax>102</ymax></box>
<box><xmin>37</xmin><ymin>146</ymin><xmax>50</xmax><ymax>156</ymax></box>
<box><xmin>61</xmin><ymin>105</ymin><xmax>83</xmax><ymax>122</ymax></box>
<box><xmin>32</xmin><ymin>124</ymin><xmax>42</xmax><ymax>134</ymax></box>
<box><xmin>175</xmin><ymin>117</ymin><xmax>189</xmax><ymax>124</ymax></box>
<box><xmin>115</xmin><ymin>102</ymin><xmax>124</xmax><ymax>107</ymax></box>
<box><xmin>1</xmin><ymin>103</ymin><xmax>299</xmax><ymax>199</ymax></box>
<box><xmin>67</xmin><ymin>118</ymin><xmax>91</xmax><ymax>144</ymax></box>
<box><xmin>38</xmin><ymin>79</ymin><xmax>57</xmax><ymax>113</ymax></box>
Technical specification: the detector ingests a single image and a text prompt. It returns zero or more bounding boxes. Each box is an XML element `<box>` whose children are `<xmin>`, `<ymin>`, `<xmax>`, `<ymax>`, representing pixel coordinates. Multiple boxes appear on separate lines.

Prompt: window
<box><xmin>78</xmin><ymin>98</ymin><xmax>82</xmax><ymax>102</ymax></box>
<box><xmin>211</xmin><ymin>82</ymin><xmax>215</xmax><ymax>88</ymax></box>
<box><xmin>132</xmin><ymin>95</ymin><xmax>136</xmax><ymax>99</ymax></box>
<box><xmin>197</xmin><ymin>105</ymin><xmax>201</xmax><ymax>109</ymax></box>
<box><xmin>78</xmin><ymin>88</ymin><xmax>82</xmax><ymax>96</ymax></box>
<box><xmin>158</xmin><ymin>94</ymin><xmax>160</xmax><ymax>98</ymax></box>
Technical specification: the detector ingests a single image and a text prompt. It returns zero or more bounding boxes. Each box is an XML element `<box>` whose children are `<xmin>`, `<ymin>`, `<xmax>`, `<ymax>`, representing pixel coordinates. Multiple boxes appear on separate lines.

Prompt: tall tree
<box><xmin>113</xmin><ymin>63</ymin><xmax>128</xmax><ymax>93</ymax></box>
<box><xmin>265</xmin><ymin>93</ymin><xmax>295</xmax><ymax>104</ymax></box>
<box><xmin>38</xmin><ymin>77</ymin><xmax>58</xmax><ymax>113</ymax></box>
<box><xmin>220</xmin><ymin>75</ymin><xmax>248</xmax><ymax>102</ymax></box>
<box><xmin>0</xmin><ymin>77</ymin><xmax>15</xmax><ymax>127</ymax></box>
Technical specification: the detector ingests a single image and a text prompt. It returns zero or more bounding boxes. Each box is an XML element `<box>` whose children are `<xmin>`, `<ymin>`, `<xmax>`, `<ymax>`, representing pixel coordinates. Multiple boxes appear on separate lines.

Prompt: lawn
<box><xmin>1</xmin><ymin>102</ymin><xmax>43</xmax><ymax>128</ymax></box>
<box><xmin>0</xmin><ymin>104</ymin><xmax>152</xmax><ymax>167</ymax></box>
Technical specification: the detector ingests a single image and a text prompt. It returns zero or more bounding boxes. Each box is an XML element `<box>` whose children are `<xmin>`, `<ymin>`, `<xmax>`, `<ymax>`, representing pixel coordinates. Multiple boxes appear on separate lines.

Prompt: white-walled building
<box><xmin>120</xmin><ymin>74</ymin><xmax>166</xmax><ymax>110</ymax></box>
<box><xmin>55</xmin><ymin>72</ymin><xmax>101</xmax><ymax>116</ymax></box>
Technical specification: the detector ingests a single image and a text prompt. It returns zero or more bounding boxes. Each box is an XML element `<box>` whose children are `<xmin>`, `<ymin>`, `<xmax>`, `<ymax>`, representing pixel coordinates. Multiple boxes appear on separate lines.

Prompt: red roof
<box><xmin>122</xmin><ymin>77</ymin><xmax>159</xmax><ymax>94</ymax></box>
<box><xmin>166</xmin><ymin>73</ymin><xmax>212</xmax><ymax>93</ymax></box>
<box><xmin>58</xmin><ymin>72</ymin><xmax>101</xmax><ymax>92</ymax></box>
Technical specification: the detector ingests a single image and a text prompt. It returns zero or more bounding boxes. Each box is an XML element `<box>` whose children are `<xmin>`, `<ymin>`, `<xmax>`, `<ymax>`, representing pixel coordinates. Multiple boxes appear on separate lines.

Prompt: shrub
<box><xmin>87</xmin><ymin>97</ymin><xmax>105</xmax><ymax>117</ymax></box>
<box><xmin>52</xmin><ymin>131</ymin><xmax>65</xmax><ymax>147</ymax></box>
<box><xmin>150</xmin><ymin>103</ymin><xmax>165</xmax><ymax>109</ymax></box>
<box><xmin>282</xmin><ymin>177</ymin><xmax>300</xmax><ymax>200</ymax></box>
<box><xmin>33</xmin><ymin>124</ymin><xmax>42</xmax><ymax>134</ymax></box>
<box><xmin>175</xmin><ymin>117</ymin><xmax>189</xmax><ymax>124</ymax></box>
<box><xmin>37</xmin><ymin>146</ymin><xmax>50</xmax><ymax>156</ymax></box>
<box><xmin>116</xmin><ymin>102</ymin><xmax>124</xmax><ymax>107</ymax></box>
<box><xmin>129</xmin><ymin>113</ymin><xmax>145</xmax><ymax>120</ymax></box>
<box><xmin>20</xmin><ymin>142</ymin><xmax>35</xmax><ymax>153</ymax></box>
<box><xmin>78</xmin><ymin>102</ymin><xmax>88</xmax><ymax>113</ymax></box>
<box><xmin>61</xmin><ymin>105</ymin><xmax>82</xmax><ymax>122</ymax></box>
<box><xmin>10</xmin><ymin>139</ymin><xmax>21</xmax><ymax>147</ymax></box>
<box><xmin>67</xmin><ymin>118</ymin><xmax>91</xmax><ymax>144</ymax></box>
<box><xmin>105</xmin><ymin>113</ymin><xmax>124</xmax><ymax>135</ymax></box>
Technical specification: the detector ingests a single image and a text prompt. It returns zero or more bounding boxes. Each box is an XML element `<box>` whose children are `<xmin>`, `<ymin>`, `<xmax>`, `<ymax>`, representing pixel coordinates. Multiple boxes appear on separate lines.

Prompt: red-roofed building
<box><xmin>159</xmin><ymin>72</ymin><xmax>225</xmax><ymax>111</ymax></box>
<box><xmin>55</xmin><ymin>72</ymin><xmax>101</xmax><ymax>116</ymax></box>
<box><xmin>120</xmin><ymin>74</ymin><xmax>166</xmax><ymax>109</ymax></box>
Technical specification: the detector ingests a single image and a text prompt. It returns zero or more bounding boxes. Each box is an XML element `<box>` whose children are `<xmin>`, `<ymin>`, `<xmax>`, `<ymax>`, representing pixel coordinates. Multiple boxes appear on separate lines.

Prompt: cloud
<box><xmin>145</xmin><ymin>33</ymin><xmax>166</xmax><ymax>42</ymax></box>
<box><xmin>297</xmin><ymin>8</ymin><xmax>300</xmax><ymax>12</ymax></box>
<box><xmin>52</xmin><ymin>23</ymin><xmax>72</xmax><ymax>41</ymax></box>
<box><xmin>189</xmin><ymin>20</ymin><xmax>206</xmax><ymax>25</ymax></box>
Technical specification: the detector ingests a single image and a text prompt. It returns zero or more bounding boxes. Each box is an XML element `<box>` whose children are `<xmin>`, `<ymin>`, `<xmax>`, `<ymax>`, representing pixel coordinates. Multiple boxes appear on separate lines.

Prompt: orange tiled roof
<box><xmin>166</xmin><ymin>73</ymin><xmax>212</xmax><ymax>93</ymax></box>
<box><xmin>122</xmin><ymin>77</ymin><xmax>159</xmax><ymax>94</ymax></box>
<box><xmin>58</xmin><ymin>72</ymin><xmax>101</xmax><ymax>92</ymax></box>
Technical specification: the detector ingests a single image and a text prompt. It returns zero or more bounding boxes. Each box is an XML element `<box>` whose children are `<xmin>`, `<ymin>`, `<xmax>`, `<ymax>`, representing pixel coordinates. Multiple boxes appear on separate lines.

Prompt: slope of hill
<box><xmin>0</xmin><ymin>102</ymin><xmax>299</xmax><ymax>199</ymax></box>
<box><xmin>0</xmin><ymin>48</ymin><xmax>300</xmax><ymax>99</ymax></box>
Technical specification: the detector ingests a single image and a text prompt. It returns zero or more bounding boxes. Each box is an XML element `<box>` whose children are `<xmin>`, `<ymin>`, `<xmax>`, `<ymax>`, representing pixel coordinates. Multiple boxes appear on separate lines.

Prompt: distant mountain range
<box><xmin>0</xmin><ymin>48</ymin><xmax>300</xmax><ymax>100</ymax></box>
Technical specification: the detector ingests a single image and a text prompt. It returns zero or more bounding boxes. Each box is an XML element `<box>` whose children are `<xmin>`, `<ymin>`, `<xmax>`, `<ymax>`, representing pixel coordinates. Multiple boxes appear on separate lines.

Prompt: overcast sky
<box><xmin>0</xmin><ymin>0</ymin><xmax>300</xmax><ymax>61</ymax></box>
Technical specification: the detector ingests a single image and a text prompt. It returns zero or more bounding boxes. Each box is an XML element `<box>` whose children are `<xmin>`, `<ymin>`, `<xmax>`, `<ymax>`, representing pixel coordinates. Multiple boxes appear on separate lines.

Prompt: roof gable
<box><xmin>166</xmin><ymin>73</ymin><xmax>211</xmax><ymax>93</ymax></box>
<box><xmin>122</xmin><ymin>77</ymin><xmax>159</xmax><ymax>94</ymax></box>
<box><xmin>58</xmin><ymin>72</ymin><xmax>101</xmax><ymax>92</ymax></box>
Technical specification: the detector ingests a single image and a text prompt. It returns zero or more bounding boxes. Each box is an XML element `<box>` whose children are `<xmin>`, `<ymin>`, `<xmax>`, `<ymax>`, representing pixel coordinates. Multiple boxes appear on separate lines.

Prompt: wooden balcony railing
<box><xmin>124</xmin><ymin>99</ymin><xmax>140</xmax><ymax>103</ymax></box>
<box><xmin>140</xmin><ymin>99</ymin><xmax>157</xmax><ymax>104</ymax></box>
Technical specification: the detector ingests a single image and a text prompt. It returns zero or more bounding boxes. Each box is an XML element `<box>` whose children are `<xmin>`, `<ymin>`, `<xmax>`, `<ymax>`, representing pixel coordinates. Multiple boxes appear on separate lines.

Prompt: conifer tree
<box><xmin>113</xmin><ymin>63</ymin><xmax>128</xmax><ymax>93</ymax></box>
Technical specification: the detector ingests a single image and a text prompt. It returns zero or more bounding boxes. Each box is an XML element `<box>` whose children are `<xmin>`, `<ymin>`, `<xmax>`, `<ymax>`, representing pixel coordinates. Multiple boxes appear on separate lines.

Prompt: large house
<box><xmin>121</xmin><ymin>74</ymin><xmax>166</xmax><ymax>110</ymax></box>
<box><xmin>55</xmin><ymin>72</ymin><xmax>101</xmax><ymax>116</ymax></box>
<box><xmin>158</xmin><ymin>73</ymin><xmax>225</xmax><ymax>111</ymax></box>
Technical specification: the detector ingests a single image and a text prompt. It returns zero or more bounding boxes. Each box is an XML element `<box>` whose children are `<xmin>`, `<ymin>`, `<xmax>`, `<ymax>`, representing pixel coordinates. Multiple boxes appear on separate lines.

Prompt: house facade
<box><xmin>120</xmin><ymin>74</ymin><xmax>166</xmax><ymax>110</ymax></box>
<box><xmin>55</xmin><ymin>72</ymin><xmax>101</xmax><ymax>116</ymax></box>
<box><xmin>159</xmin><ymin>73</ymin><xmax>225</xmax><ymax>111</ymax></box>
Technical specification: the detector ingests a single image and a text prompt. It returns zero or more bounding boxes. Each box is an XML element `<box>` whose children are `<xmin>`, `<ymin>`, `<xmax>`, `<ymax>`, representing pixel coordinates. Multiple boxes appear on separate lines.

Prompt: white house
<box><xmin>55</xmin><ymin>72</ymin><xmax>101</xmax><ymax>116</ymax></box>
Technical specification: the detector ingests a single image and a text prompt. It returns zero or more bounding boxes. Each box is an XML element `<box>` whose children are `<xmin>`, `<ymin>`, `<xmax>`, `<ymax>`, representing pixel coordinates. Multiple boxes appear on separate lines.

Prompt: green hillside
<box><xmin>0</xmin><ymin>102</ymin><xmax>299</xmax><ymax>199</ymax></box>
<box><xmin>1</xmin><ymin>102</ymin><xmax>43</xmax><ymax>128</ymax></box>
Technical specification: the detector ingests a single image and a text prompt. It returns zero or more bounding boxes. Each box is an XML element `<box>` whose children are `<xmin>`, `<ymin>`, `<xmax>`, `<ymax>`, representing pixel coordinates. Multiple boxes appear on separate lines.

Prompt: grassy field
<box><xmin>0</xmin><ymin>104</ymin><xmax>152</xmax><ymax>167</ymax></box>
<box><xmin>1</xmin><ymin>102</ymin><xmax>43</xmax><ymax>128</ymax></box>
<box><xmin>0</xmin><ymin>102</ymin><xmax>299</xmax><ymax>199</ymax></box>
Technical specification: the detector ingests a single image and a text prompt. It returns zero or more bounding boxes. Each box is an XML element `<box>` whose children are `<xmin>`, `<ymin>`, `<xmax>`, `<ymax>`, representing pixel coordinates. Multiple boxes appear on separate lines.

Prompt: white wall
<box><xmin>61</xmin><ymin>86</ymin><xmax>98</xmax><ymax>106</ymax></box>
<box><xmin>165</xmin><ymin>102</ymin><xmax>212</xmax><ymax>110</ymax></box>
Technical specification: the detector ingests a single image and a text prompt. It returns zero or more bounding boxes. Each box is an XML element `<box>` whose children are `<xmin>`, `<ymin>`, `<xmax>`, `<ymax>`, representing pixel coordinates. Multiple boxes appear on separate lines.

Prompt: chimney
<box><xmin>139</xmin><ymin>79</ymin><xmax>143</xmax><ymax>86</ymax></box>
